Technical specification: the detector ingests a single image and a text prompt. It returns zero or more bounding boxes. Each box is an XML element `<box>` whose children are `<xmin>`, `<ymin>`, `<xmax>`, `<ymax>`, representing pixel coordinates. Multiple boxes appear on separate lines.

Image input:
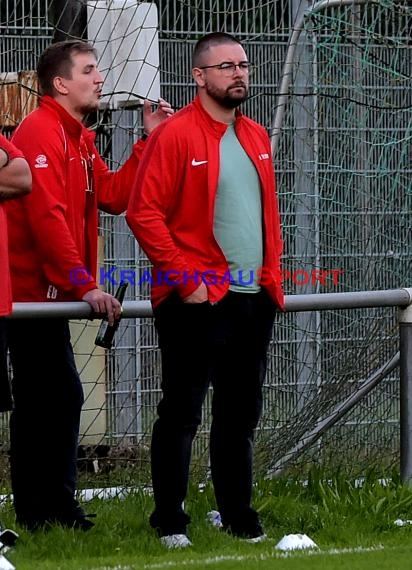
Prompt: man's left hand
<box><xmin>143</xmin><ymin>98</ymin><xmax>174</xmax><ymax>135</ymax></box>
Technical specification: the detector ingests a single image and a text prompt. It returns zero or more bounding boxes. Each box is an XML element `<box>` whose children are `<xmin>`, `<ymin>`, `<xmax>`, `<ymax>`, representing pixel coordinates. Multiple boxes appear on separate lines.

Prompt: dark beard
<box><xmin>219</xmin><ymin>93</ymin><xmax>248</xmax><ymax>109</ymax></box>
<box><xmin>206</xmin><ymin>83</ymin><xmax>248</xmax><ymax>109</ymax></box>
<box><xmin>80</xmin><ymin>103</ymin><xmax>99</xmax><ymax>117</ymax></box>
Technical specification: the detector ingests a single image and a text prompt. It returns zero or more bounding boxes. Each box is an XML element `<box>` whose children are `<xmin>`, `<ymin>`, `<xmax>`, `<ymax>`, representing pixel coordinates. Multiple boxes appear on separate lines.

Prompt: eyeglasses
<box><xmin>198</xmin><ymin>61</ymin><xmax>253</xmax><ymax>77</ymax></box>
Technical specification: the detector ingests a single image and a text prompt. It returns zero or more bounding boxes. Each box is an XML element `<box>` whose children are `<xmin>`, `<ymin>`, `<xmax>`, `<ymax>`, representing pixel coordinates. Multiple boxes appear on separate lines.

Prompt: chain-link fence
<box><xmin>1</xmin><ymin>0</ymin><xmax>411</xmax><ymax>486</ymax></box>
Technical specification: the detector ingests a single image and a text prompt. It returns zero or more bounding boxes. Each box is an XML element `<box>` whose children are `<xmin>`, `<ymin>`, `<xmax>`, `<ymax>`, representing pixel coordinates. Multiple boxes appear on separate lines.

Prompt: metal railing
<box><xmin>9</xmin><ymin>287</ymin><xmax>412</xmax><ymax>484</ymax></box>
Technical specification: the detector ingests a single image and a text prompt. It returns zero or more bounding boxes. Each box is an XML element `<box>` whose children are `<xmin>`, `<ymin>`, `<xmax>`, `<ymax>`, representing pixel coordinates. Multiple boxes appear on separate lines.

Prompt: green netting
<box><xmin>0</xmin><ymin>0</ymin><xmax>411</xmax><ymax>485</ymax></box>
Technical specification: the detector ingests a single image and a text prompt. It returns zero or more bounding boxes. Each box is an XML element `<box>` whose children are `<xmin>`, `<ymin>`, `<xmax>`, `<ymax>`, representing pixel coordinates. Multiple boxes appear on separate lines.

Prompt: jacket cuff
<box><xmin>72</xmin><ymin>280</ymin><xmax>98</xmax><ymax>301</ymax></box>
<box><xmin>176</xmin><ymin>279</ymin><xmax>202</xmax><ymax>300</ymax></box>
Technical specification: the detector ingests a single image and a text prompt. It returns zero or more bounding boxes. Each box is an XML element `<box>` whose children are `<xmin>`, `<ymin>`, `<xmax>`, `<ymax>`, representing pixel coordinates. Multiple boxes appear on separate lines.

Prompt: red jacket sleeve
<box><xmin>126</xmin><ymin>125</ymin><xmax>199</xmax><ymax>299</ymax></box>
<box><xmin>94</xmin><ymin>138</ymin><xmax>146</xmax><ymax>214</ymax></box>
<box><xmin>11</xmin><ymin>123</ymin><xmax>97</xmax><ymax>299</ymax></box>
<box><xmin>0</xmin><ymin>134</ymin><xmax>24</xmax><ymax>161</ymax></box>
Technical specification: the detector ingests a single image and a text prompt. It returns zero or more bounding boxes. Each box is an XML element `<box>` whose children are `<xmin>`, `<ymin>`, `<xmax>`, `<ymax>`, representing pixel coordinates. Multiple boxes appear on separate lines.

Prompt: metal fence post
<box><xmin>399</xmin><ymin>302</ymin><xmax>412</xmax><ymax>485</ymax></box>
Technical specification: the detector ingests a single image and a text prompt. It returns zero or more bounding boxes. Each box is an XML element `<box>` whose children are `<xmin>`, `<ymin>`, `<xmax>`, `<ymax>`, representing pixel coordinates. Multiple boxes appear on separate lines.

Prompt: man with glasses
<box><xmin>127</xmin><ymin>32</ymin><xmax>284</xmax><ymax>548</ymax></box>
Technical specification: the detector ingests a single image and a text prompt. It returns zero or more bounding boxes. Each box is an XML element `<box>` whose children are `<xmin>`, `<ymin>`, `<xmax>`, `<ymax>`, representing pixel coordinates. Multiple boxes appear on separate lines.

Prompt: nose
<box><xmin>233</xmin><ymin>64</ymin><xmax>246</xmax><ymax>77</ymax></box>
<box><xmin>94</xmin><ymin>69</ymin><xmax>104</xmax><ymax>84</ymax></box>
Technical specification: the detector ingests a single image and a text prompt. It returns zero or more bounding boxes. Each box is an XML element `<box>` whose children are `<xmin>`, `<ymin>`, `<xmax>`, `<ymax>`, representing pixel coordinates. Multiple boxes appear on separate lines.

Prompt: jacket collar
<box><xmin>192</xmin><ymin>95</ymin><xmax>243</xmax><ymax>138</ymax></box>
<box><xmin>39</xmin><ymin>95</ymin><xmax>96</xmax><ymax>144</ymax></box>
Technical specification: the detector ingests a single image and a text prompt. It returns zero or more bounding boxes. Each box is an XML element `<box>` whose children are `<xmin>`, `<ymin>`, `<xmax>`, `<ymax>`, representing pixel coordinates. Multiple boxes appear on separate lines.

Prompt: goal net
<box><xmin>0</xmin><ymin>0</ymin><xmax>411</xmax><ymax>483</ymax></box>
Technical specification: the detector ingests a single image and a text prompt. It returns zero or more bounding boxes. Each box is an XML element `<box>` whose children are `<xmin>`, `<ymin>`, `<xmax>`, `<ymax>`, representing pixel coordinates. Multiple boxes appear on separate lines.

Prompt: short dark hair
<box><xmin>37</xmin><ymin>40</ymin><xmax>98</xmax><ymax>96</ymax></box>
<box><xmin>192</xmin><ymin>32</ymin><xmax>243</xmax><ymax>68</ymax></box>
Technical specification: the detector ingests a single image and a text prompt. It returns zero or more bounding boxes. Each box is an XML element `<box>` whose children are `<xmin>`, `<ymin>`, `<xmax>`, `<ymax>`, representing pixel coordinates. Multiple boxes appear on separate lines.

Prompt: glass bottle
<box><xmin>94</xmin><ymin>281</ymin><xmax>128</xmax><ymax>349</ymax></box>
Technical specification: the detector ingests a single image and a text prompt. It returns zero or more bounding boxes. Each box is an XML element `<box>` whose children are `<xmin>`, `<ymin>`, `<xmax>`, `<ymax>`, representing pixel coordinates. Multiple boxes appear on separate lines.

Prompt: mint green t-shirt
<box><xmin>213</xmin><ymin>124</ymin><xmax>263</xmax><ymax>292</ymax></box>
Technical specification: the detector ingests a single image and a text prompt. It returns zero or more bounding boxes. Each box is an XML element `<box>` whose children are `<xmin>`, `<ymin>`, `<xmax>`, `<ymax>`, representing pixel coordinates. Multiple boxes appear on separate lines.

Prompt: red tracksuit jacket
<box><xmin>8</xmin><ymin>96</ymin><xmax>145</xmax><ymax>302</ymax></box>
<box><xmin>126</xmin><ymin>95</ymin><xmax>284</xmax><ymax>310</ymax></box>
<box><xmin>0</xmin><ymin>135</ymin><xmax>24</xmax><ymax>315</ymax></box>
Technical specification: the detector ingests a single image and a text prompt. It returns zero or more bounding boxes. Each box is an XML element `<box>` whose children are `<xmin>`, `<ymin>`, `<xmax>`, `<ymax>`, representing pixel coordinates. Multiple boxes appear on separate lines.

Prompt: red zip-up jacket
<box><xmin>126</xmin><ymin>95</ymin><xmax>284</xmax><ymax>309</ymax></box>
<box><xmin>7</xmin><ymin>96</ymin><xmax>145</xmax><ymax>302</ymax></box>
<box><xmin>0</xmin><ymin>135</ymin><xmax>24</xmax><ymax>315</ymax></box>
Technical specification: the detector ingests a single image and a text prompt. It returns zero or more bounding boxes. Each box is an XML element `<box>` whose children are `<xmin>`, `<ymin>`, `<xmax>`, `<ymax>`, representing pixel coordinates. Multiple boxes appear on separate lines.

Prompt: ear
<box><xmin>53</xmin><ymin>76</ymin><xmax>69</xmax><ymax>96</ymax></box>
<box><xmin>192</xmin><ymin>68</ymin><xmax>206</xmax><ymax>88</ymax></box>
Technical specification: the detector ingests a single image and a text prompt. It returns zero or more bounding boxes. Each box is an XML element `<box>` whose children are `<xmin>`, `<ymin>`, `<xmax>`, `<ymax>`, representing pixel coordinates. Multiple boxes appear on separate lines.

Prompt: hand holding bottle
<box><xmin>94</xmin><ymin>282</ymin><xmax>128</xmax><ymax>349</ymax></box>
<box><xmin>82</xmin><ymin>288</ymin><xmax>122</xmax><ymax>325</ymax></box>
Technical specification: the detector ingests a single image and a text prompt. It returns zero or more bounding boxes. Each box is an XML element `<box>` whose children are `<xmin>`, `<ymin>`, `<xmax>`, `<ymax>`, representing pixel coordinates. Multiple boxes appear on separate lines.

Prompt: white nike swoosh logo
<box><xmin>191</xmin><ymin>159</ymin><xmax>208</xmax><ymax>167</ymax></box>
<box><xmin>69</xmin><ymin>157</ymin><xmax>76</xmax><ymax>161</ymax></box>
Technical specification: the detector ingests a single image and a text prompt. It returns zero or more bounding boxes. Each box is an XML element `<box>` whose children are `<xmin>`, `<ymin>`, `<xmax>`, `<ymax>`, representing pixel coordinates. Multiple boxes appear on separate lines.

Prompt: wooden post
<box><xmin>0</xmin><ymin>71</ymin><xmax>39</xmax><ymax>129</ymax></box>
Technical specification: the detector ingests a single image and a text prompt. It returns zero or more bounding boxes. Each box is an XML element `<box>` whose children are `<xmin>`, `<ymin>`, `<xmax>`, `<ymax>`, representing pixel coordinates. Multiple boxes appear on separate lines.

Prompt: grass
<box><xmin>2</xmin><ymin>470</ymin><xmax>412</xmax><ymax>569</ymax></box>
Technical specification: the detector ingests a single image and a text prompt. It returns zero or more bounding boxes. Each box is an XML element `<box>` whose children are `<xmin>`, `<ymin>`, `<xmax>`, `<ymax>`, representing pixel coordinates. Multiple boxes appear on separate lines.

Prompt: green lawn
<box><xmin>3</xmin><ymin>474</ymin><xmax>412</xmax><ymax>570</ymax></box>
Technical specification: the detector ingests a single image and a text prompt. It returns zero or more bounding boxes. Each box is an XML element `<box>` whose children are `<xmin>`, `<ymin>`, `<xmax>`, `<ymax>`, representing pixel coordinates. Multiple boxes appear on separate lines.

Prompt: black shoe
<box><xmin>223</xmin><ymin>523</ymin><xmax>265</xmax><ymax>540</ymax></box>
<box><xmin>16</xmin><ymin>518</ymin><xmax>47</xmax><ymax>532</ymax></box>
<box><xmin>17</xmin><ymin>513</ymin><xmax>96</xmax><ymax>532</ymax></box>
<box><xmin>59</xmin><ymin>513</ymin><xmax>96</xmax><ymax>531</ymax></box>
<box><xmin>0</xmin><ymin>528</ymin><xmax>19</xmax><ymax>548</ymax></box>
<box><xmin>222</xmin><ymin>512</ymin><xmax>265</xmax><ymax>540</ymax></box>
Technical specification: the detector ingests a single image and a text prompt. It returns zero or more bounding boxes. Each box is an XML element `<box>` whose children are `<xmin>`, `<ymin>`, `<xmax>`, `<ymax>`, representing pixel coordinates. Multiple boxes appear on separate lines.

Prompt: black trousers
<box><xmin>149</xmin><ymin>289</ymin><xmax>276</xmax><ymax>536</ymax></box>
<box><xmin>0</xmin><ymin>317</ymin><xmax>13</xmax><ymax>412</ymax></box>
<box><xmin>7</xmin><ymin>318</ymin><xmax>84</xmax><ymax>525</ymax></box>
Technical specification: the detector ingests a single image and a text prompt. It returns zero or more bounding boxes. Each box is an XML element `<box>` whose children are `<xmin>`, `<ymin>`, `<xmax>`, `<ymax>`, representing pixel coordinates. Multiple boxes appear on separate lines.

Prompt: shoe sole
<box><xmin>243</xmin><ymin>534</ymin><xmax>267</xmax><ymax>543</ymax></box>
